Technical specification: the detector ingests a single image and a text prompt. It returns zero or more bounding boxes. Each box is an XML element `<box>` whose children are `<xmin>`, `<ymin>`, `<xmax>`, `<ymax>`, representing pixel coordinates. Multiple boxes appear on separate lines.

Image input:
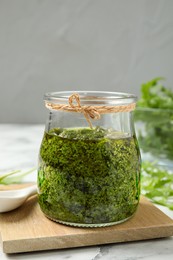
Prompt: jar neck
<box><xmin>44</xmin><ymin>91</ymin><xmax>137</xmax><ymax>134</ymax></box>
<box><xmin>45</xmin><ymin>109</ymin><xmax>135</xmax><ymax>137</ymax></box>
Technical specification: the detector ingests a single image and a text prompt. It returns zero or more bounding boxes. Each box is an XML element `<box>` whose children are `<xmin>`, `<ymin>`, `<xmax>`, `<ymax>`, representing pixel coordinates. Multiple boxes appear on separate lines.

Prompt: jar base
<box><xmin>44</xmin><ymin>214</ymin><xmax>135</xmax><ymax>228</ymax></box>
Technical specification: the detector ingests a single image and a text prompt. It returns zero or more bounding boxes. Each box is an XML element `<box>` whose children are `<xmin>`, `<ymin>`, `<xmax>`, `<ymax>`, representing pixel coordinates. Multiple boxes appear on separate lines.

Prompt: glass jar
<box><xmin>38</xmin><ymin>91</ymin><xmax>141</xmax><ymax>227</ymax></box>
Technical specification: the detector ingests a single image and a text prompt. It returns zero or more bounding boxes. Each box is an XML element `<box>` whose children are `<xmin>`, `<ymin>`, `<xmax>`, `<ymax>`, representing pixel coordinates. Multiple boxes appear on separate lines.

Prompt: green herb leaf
<box><xmin>0</xmin><ymin>167</ymin><xmax>36</xmax><ymax>185</ymax></box>
<box><xmin>134</xmin><ymin>77</ymin><xmax>173</xmax><ymax>160</ymax></box>
<box><xmin>137</xmin><ymin>77</ymin><xmax>173</xmax><ymax>109</ymax></box>
<box><xmin>141</xmin><ymin>161</ymin><xmax>173</xmax><ymax>210</ymax></box>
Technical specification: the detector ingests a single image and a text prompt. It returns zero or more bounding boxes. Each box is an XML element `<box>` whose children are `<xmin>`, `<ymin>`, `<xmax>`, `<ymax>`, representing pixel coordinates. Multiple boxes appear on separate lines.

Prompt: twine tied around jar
<box><xmin>45</xmin><ymin>93</ymin><xmax>136</xmax><ymax>129</ymax></box>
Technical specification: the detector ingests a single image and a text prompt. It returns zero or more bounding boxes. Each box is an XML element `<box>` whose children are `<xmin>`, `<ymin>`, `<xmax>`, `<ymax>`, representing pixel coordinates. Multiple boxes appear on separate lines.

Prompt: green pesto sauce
<box><xmin>38</xmin><ymin>127</ymin><xmax>141</xmax><ymax>225</ymax></box>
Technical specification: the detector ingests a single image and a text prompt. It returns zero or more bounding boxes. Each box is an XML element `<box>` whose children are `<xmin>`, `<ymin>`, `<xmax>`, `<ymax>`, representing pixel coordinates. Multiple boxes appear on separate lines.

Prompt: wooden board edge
<box><xmin>3</xmin><ymin>224</ymin><xmax>173</xmax><ymax>254</ymax></box>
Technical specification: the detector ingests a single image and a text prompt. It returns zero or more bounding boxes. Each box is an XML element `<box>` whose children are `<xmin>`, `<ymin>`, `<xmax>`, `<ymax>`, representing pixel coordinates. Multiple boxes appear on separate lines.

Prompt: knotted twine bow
<box><xmin>45</xmin><ymin>93</ymin><xmax>136</xmax><ymax>129</ymax></box>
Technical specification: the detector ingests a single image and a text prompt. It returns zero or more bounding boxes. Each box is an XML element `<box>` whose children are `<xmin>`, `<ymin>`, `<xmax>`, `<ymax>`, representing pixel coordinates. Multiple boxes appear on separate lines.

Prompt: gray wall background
<box><xmin>0</xmin><ymin>0</ymin><xmax>173</xmax><ymax>124</ymax></box>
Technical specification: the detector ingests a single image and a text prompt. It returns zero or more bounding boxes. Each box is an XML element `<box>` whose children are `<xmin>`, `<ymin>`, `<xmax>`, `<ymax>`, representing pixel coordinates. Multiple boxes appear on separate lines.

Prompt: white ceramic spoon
<box><xmin>0</xmin><ymin>184</ymin><xmax>37</xmax><ymax>213</ymax></box>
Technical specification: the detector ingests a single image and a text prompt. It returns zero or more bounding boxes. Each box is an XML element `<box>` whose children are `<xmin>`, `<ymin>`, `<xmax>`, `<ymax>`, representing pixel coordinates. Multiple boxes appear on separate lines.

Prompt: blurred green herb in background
<box><xmin>137</xmin><ymin>77</ymin><xmax>173</xmax><ymax>109</ymax></box>
<box><xmin>134</xmin><ymin>77</ymin><xmax>173</xmax><ymax>210</ymax></box>
<box><xmin>141</xmin><ymin>161</ymin><xmax>173</xmax><ymax>210</ymax></box>
<box><xmin>0</xmin><ymin>168</ymin><xmax>36</xmax><ymax>185</ymax></box>
<box><xmin>134</xmin><ymin>77</ymin><xmax>173</xmax><ymax>160</ymax></box>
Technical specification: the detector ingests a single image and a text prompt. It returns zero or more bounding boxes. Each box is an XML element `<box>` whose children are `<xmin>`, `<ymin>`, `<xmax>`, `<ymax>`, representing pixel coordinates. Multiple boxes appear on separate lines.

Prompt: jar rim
<box><xmin>44</xmin><ymin>91</ymin><xmax>137</xmax><ymax>105</ymax></box>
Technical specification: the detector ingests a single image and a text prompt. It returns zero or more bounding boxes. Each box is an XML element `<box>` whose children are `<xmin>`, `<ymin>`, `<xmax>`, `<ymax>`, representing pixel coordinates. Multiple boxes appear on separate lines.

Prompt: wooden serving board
<box><xmin>0</xmin><ymin>189</ymin><xmax>173</xmax><ymax>254</ymax></box>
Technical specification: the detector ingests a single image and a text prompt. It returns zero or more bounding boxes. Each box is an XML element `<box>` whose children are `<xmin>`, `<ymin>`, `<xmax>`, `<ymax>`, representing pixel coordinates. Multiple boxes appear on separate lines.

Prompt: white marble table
<box><xmin>0</xmin><ymin>124</ymin><xmax>173</xmax><ymax>260</ymax></box>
